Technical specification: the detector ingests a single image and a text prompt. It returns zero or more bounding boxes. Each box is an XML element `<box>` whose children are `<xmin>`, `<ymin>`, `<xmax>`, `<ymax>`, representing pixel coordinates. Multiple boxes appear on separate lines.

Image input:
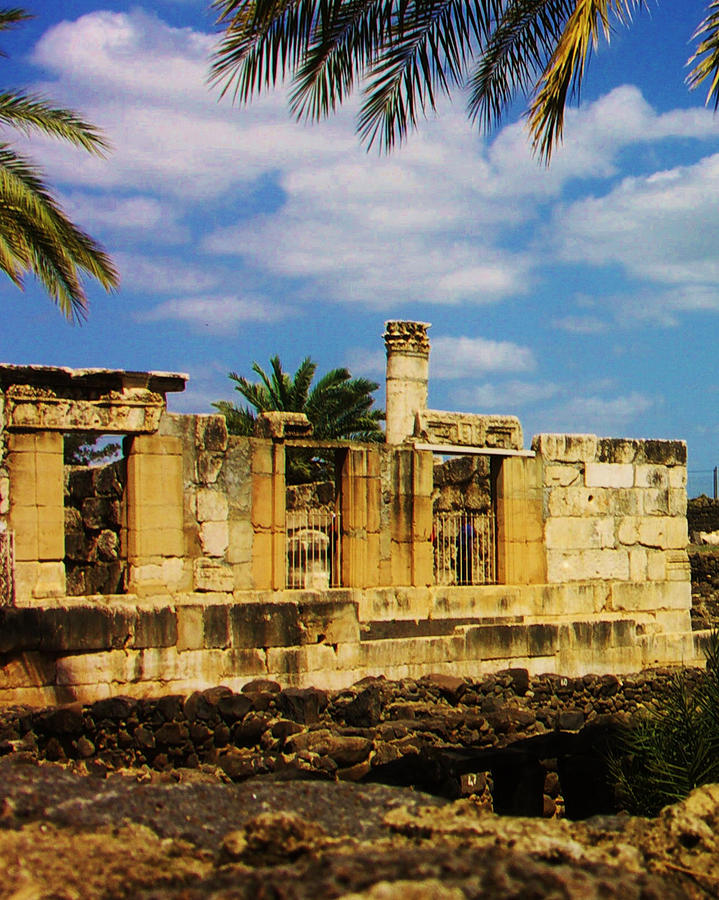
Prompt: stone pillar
<box><xmin>250</xmin><ymin>439</ymin><xmax>285</xmax><ymax>591</ymax></box>
<box><xmin>125</xmin><ymin>433</ymin><xmax>185</xmax><ymax>595</ymax></box>
<box><xmin>340</xmin><ymin>447</ymin><xmax>381</xmax><ymax>587</ymax></box>
<box><xmin>390</xmin><ymin>447</ymin><xmax>433</xmax><ymax>586</ymax></box>
<box><xmin>493</xmin><ymin>455</ymin><xmax>545</xmax><ymax>585</ymax></box>
<box><xmin>7</xmin><ymin>431</ymin><xmax>65</xmax><ymax>600</ymax></box>
<box><xmin>384</xmin><ymin>320</ymin><xmax>431</xmax><ymax>444</ymax></box>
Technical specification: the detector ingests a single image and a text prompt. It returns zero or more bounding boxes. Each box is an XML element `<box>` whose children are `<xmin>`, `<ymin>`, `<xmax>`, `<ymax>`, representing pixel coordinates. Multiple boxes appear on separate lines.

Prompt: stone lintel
<box><xmin>0</xmin><ymin>364</ymin><xmax>187</xmax><ymax>396</ymax></box>
<box><xmin>254</xmin><ymin>412</ymin><xmax>313</xmax><ymax>439</ymax></box>
<box><xmin>4</xmin><ymin>386</ymin><xmax>165</xmax><ymax>434</ymax></box>
<box><xmin>413</xmin><ymin>409</ymin><xmax>522</xmax><ymax>451</ymax></box>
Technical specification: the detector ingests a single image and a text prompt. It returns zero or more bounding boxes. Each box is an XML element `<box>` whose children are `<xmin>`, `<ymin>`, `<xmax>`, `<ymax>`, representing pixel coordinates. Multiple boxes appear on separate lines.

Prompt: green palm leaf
<box><xmin>0</xmin><ymin>8</ymin><xmax>118</xmax><ymax>319</ymax></box>
<box><xmin>216</xmin><ymin>354</ymin><xmax>384</xmax><ymax>481</ymax></box>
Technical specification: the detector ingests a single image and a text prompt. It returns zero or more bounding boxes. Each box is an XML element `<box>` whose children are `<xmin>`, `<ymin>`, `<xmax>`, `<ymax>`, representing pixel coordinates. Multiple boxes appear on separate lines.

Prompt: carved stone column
<box><xmin>384</xmin><ymin>320</ymin><xmax>431</xmax><ymax>445</ymax></box>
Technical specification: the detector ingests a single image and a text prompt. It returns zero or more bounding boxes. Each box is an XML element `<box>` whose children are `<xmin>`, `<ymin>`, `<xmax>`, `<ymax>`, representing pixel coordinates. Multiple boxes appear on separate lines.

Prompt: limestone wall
<box><xmin>530</xmin><ymin>434</ymin><xmax>691</xmax><ymax>655</ymax></box>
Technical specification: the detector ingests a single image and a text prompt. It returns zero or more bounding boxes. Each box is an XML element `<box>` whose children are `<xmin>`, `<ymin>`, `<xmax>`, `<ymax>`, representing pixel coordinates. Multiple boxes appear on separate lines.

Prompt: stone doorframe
<box><xmin>0</xmin><ymin>365</ymin><xmax>187</xmax><ymax>602</ymax></box>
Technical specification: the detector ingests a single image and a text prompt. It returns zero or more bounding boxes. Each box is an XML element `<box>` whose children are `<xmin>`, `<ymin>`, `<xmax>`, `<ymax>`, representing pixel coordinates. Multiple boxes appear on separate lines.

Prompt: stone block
<box><xmin>251</xmin><ymin>473</ymin><xmax>273</xmax><ymax>529</ymax></box>
<box><xmin>464</xmin><ymin>623</ymin><xmax>529</xmax><ymax>661</ymax></box>
<box><xmin>666</xmin><ymin>549</ymin><xmax>691</xmax><ymax>582</ymax></box>
<box><xmin>251</xmin><ymin>530</ymin><xmax>272</xmax><ymax>590</ymax></box>
<box><xmin>55</xmin><ymin>649</ymin><xmax>137</xmax><ymax>686</ymax></box>
<box><xmin>634</xmin><ymin>465</ymin><xmax>669</xmax><ymax>489</ymax></box>
<box><xmin>617</xmin><ymin>516</ymin><xmax>640</xmax><ymax>546</ymax></box>
<box><xmin>669</xmin><ymin>489</ymin><xmax>687</xmax><ymax>517</ymax></box>
<box><xmin>413</xmin><ymin>540</ymin><xmax>433</xmax><ymax>587</ymax></box>
<box><xmin>629</xmin><ymin>546</ymin><xmax>647</xmax><ymax>581</ymax></box>
<box><xmin>543</xmin><ymin>464</ymin><xmax>582</xmax><ymax>487</ymax></box>
<box><xmin>647</xmin><ymin>549</ymin><xmax>666</xmax><ymax>582</ymax></box>
<box><xmin>195</xmin><ymin>415</ymin><xmax>229</xmax><ymax>452</ymax></box>
<box><xmin>532</xmin><ymin>434</ymin><xmax>597</xmax><ymax>462</ymax></box>
<box><xmin>546</xmin><ymin>548</ymin><xmax>629</xmax><ymax>582</ymax></box>
<box><xmin>133</xmin><ymin>606</ymin><xmax>178</xmax><ymax>648</ymax></box>
<box><xmin>595</xmin><ymin>438</ymin><xmax>640</xmax><ymax>464</ymax></box>
<box><xmin>266</xmin><ymin>642</ymin><xmax>339</xmax><ymax>679</ymax></box>
<box><xmin>612</xmin><ymin>581</ymin><xmax>690</xmax><ymax>612</ymax></box>
<box><xmin>637</xmin><ymin>516</ymin><xmax>687</xmax><ymax>549</ymax></box>
<box><xmin>544</xmin><ymin>516</ymin><xmax>615</xmax><ymax>550</ymax></box>
<box><xmin>196</xmin><ymin>488</ymin><xmax>229</xmax><ymax>522</ymax></box>
<box><xmin>10</xmin><ymin>506</ymin><xmax>38</xmax><ymax>560</ymax></box>
<box><xmin>636</xmin><ymin>440</ymin><xmax>686</xmax><ymax>466</ymax></box>
<box><xmin>200</xmin><ymin>520</ymin><xmax>229</xmax><ymax>558</ymax></box>
<box><xmin>229</xmin><ymin>601</ymin><xmax>301</xmax><ymax>649</ymax></box>
<box><xmin>31</xmin><ymin>561</ymin><xmax>66</xmax><ymax>598</ymax></box>
<box><xmin>196</xmin><ymin>452</ymin><xmax>224</xmax><ymax>484</ymax></box>
<box><xmin>584</xmin><ymin>463</ymin><xmax>633</xmax><ymax>489</ymax></box>
<box><xmin>203</xmin><ymin>603</ymin><xmax>231</xmax><ymax>648</ymax></box>
<box><xmin>390</xmin><ymin>540</ymin><xmax>412</xmax><ymax>587</ymax></box>
<box><xmin>221</xmin><ymin>439</ymin><xmax>252</xmax><ymax>512</ymax></box>
<box><xmin>669</xmin><ymin>467</ymin><xmax>687</xmax><ymax>488</ymax></box>
<box><xmin>226</xmin><ymin>519</ymin><xmax>253</xmax><ymax>565</ymax></box>
<box><xmin>193</xmin><ymin>558</ymin><xmax>234</xmax><ymax>592</ymax></box>
<box><xmin>0</xmin><ymin>652</ymin><xmax>56</xmax><ymax>689</ymax></box>
<box><xmin>642</xmin><ymin>489</ymin><xmax>669</xmax><ymax>516</ymax></box>
<box><xmin>176</xmin><ymin>605</ymin><xmax>203</xmax><ymax>651</ymax></box>
<box><xmin>609</xmin><ymin>489</ymin><xmax>642</xmax><ymax>517</ymax></box>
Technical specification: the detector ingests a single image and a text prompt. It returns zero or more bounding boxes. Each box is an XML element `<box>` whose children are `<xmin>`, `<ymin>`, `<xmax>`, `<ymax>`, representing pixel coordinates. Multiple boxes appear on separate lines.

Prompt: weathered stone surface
<box><xmin>413</xmin><ymin>409</ymin><xmax>522</xmax><ymax>450</ymax></box>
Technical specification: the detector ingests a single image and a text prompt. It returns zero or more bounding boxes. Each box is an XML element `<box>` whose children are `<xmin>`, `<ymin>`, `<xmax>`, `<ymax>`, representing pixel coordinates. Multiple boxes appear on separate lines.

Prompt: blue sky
<box><xmin>3</xmin><ymin>1</ymin><xmax>719</xmax><ymax>495</ymax></box>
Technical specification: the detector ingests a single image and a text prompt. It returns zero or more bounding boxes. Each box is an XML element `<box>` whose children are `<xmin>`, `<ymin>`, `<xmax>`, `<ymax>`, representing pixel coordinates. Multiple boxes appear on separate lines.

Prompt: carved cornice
<box><xmin>383</xmin><ymin>320</ymin><xmax>431</xmax><ymax>355</ymax></box>
<box><xmin>414</xmin><ymin>409</ymin><xmax>523</xmax><ymax>450</ymax></box>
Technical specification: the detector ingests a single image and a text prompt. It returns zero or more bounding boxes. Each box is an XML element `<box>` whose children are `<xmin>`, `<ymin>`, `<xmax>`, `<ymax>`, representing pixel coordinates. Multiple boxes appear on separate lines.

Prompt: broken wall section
<box><xmin>535</xmin><ymin>434</ymin><xmax>691</xmax><ymax>638</ymax></box>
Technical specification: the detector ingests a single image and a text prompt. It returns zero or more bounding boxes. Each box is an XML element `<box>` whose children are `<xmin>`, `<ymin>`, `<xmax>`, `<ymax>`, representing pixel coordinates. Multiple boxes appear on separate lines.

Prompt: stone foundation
<box><xmin>0</xmin><ymin>586</ymin><xmax>704</xmax><ymax>707</ymax></box>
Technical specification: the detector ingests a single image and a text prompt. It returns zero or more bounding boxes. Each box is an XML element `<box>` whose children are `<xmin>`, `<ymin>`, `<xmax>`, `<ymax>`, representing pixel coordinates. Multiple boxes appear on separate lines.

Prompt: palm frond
<box><xmin>0</xmin><ymin>92</ymin><xmax>110</xmax><ymax>154</ymax></box>
<box><xmin>0</xmin><ymin>145</ymin><xmax>118</xmax><ymax>320</ymax></box>
<box><xmin>688</xmin><ymin>1</ymin><xmax>719</xmax><ymax>109</ymax></box>
<box><xmin>357</xmin><ymin>0</ymin><xmax>504</xmax><ymax>149</ymax></box>
<box><xmin>468</xmin><ymin>0</ymin><xmax>574</xmax><ymax>131</ymax></box>
<box><xmin>527</xmin><ymin>0</ymin><xmax>645</xmax><ymax>160</ymax></box>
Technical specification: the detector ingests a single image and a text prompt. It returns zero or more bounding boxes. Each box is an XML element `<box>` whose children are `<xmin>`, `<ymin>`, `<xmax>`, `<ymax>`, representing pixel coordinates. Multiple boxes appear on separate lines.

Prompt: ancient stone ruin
<box><xmin>0</xmin><ymin>323</ymin><xmax>701</xmax><ymax>706</ymax></box>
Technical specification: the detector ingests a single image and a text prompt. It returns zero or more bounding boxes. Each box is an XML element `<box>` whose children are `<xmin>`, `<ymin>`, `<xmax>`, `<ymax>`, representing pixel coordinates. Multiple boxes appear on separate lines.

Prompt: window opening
<box><xmin>64</xmin><ymin>432</ymin><xmax>126</xmax><ymax>595</ymax></box>
<box><xmin>432</xmin><ymin>453</ymin><xmax>497</xmax><ymax>585</ymax></box>
<box><xmin>285</xmin><ymin>446</ymin><xmax>341</xmax><ymax>589</ymax></box>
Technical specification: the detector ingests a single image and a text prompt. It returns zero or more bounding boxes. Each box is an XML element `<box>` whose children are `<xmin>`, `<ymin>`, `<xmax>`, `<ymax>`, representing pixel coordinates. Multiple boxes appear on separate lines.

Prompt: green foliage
<box><xmin>64</xmin><ymin>433</ymin><xmax>121</xmax><ymax>467</ymax></box>
<box><xmin>609</xmin><ymin>630</ymin><xmax>719</xmax><ymax>816</ymax></box>
<box><xmin>214</xmin><ymin>355</ymin><xmax>384</xmax><ymax>483</ymax></box>
<box><xmin>211</xmin><ymin>0</ymin><xmax>719</xmax><ymax>161</ymax></box>
<box><xmin>0</xmin><ymin>8</ymin><xmax>118</xmax><ymax>320</ymax></box>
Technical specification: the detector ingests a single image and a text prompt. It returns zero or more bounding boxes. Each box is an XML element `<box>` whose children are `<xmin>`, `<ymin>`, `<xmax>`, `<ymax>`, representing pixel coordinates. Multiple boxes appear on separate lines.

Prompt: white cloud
<box><xmin>554</xmin><ymin>153</ymin><xmax>719</xmax><ymax>293</ymax></box>
<box><xmin>552</xmin><ymin>316</ymin><xmax>609</xmax><ymax>334</ymax></box>
<box><xmin>430</xmin><ymin>336</ymin><xmax>535</xmax><ymax>378</ymax></box>
<box><xmin>456</xmin><ymin>380</ymin><xmax>560</xmax><ymax>410</ymax></box>
<box><xmin>138</xmin><ymin>295</ymin><xmax>289</xmax><ymax>332</ymax></box>
<box><xmin>114</xmin><ymin>254</ymin><xmax>222</xmax><ymax>294</ymax></box>
<box><xmin>545</xmin><ymin>391</ymin><xmax>657</xmax><ymax>435</ymax></box>
<box><xmin>24</xmin><ymin>11</ymin><xmax>719</xmax><ymax>320</ymax></box>
<box><xmin>59</xmin><ymin>192</ymin><xmax>187</xmax><ymax>242</ymax></box>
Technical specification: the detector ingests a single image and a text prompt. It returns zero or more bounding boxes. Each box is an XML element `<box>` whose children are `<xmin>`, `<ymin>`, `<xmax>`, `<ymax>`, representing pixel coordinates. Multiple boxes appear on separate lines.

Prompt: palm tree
<box><xmin>0</xmin><ymin>8</ymin><xmax>118</xmax><ymax>320</ymax></box>
<box><xmin>214</xmin><ymin>355</ymin><xmax>384</xmax><ymax>481</ymax></box>
<box><xmin>210</xmin><ymin>0</ymin><xmax>719</xmax><ymax>160</ymax></box>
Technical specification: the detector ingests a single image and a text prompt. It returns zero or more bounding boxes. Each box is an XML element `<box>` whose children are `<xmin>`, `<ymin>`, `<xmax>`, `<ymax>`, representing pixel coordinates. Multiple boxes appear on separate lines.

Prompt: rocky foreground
<box><xmin>0</xmin><ymin>669</ymin><xmax>717</xmax><ymax>898</ymax></box>
<box><xmin>0</xmin><ymin>752</ymin><xmax>718</xmax><ymax>898</ymax></box>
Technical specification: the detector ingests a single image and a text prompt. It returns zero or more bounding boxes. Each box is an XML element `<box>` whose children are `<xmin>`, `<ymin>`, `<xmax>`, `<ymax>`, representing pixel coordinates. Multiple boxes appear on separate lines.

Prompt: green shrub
<box><xmin>610</xmin><ymin>630</ymin><xmax>719</xmax><ymax>817</ymax></box>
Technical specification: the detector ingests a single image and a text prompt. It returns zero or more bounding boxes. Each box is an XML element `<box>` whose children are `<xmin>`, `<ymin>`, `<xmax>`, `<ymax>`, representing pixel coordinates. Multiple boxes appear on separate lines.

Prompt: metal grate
<box><xmin>433</xmin><ymin>512</ymin><xmax>496</xmax><ymax>585</ymax></box>
<box><xmin>286</xmin><ymin>508</ymin><xmax>341</xmax><ymax>589</ymax></box>
<box><xmin>0</xmin><ymin>530</ymin><xmax>15</xmax><ymax>605</ymax></box>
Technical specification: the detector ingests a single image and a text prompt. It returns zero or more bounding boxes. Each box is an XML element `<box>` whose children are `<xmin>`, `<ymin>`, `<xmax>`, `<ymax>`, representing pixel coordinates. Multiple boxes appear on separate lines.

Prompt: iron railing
<box><xmin>433</xmin><ymin>511</ymin><xmax>496</xmax><ymax>585</ymax></box>
<box><xmin>0</xmin><ymin>530</ymin><xmax>15</xmax><ymax>605</ymax></box>
<box><xmin>286</xmin><ymin>508</ymin><xmax>341</xmax><ymax>589</ymax></box>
